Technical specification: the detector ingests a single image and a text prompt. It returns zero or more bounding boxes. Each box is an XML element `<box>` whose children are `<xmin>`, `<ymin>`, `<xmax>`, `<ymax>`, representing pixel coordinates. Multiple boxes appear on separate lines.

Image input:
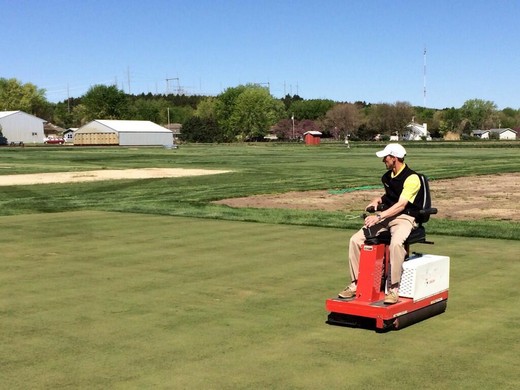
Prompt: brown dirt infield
<box><xmin>214</xmin><ymin>173</ymin><xmax>520</xmax><ymax>221</ymax></box>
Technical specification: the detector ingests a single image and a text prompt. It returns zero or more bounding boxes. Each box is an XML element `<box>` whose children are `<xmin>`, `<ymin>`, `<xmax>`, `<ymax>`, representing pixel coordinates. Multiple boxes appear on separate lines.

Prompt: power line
<box><xmin>165</xmin><ymin>77</ymin><xmax>180</xmax><ymax>94</ymax></box>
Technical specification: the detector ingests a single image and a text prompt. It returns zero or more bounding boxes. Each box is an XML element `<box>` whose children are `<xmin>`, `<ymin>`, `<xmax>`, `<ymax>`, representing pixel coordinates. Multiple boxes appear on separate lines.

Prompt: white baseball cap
<box><xmin>376</xmin><ymin>143</ymin><xmax>407</xmax><ymax>158</ymax></box>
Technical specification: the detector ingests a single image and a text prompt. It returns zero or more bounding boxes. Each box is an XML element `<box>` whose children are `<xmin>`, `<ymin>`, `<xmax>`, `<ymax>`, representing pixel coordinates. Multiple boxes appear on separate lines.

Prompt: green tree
<box><xmin>52</xmin><ymin>102</ymin><xmax>75</xmax><ymax>128</ymax></box>
<box><xmin>215</xmin><ymin>85</ymin><xmax>248</xmax><ymax>141</ymax></box>
<box><xmin>413</xmin><ymin>106</ymin><xmax>436</xmax><ymax>124</ymax></box>
<box><xmin>71</xmin><ymin>104</ymin><xmax>90</xmax><ymax>126</ymax></box>
<box><xmin>366</xmin><ymin>102</ymin><xmax>413</xmax><ymax>138</ymax></box>
<box><xmin>459</xmin><ymin>99</ymin><xmax>498</xmax><ymax>132</ymax></box>
<box><xmin>215</xmin><ymin>84</ymin><xmax>285</xmax><ymax>141</ymax></box>
<box><xmin>497</xmin><ymin>107</ymin><xmax>520</xmax><ymax>129</ymax></box>
<box><xmin>280</xmin><ymin>94</ymin><xmax>303</xmax><ymax>110</ymax></box>
<box><xmin>195</xmin><ymin>97</ymin><xmax>217</xmax><ymax>120</ymax></box>
<box><xmin>0</xmin><ymin>78</ymin><xmax>48</xmax><ymax>117</ymax></box>
<box><xmin>290</xmin><ymin>99</ymin><xmax>335</xmax><ymax>120</ymax></box>
<box><xmin>180</xmin><ymin>116</ymin><xmax>222</xmax><ymax>143</ymax></box>
<box><xmin>130</xmin><ymin>98</ymin><xmax>165</xmax><ymax>123</ymax></box>
<box><xmin>0</xmin><ymin>124</ymin><xmax>7</xmax><ymax>145</ymax></box>
<box><xmin>169</xmin><ymin>105</ymin><xmax>195</xmax><ymax>125</ymax></box>
<box><xmin>228</xmin><ymin>87</ymin><xmax>286</xmax><ymax>140</ymax></box>
<box><xmin>82</xmin><ymin>84</ymin><xmax>129</xmax><ymax>121</ymax></box>
<box><xmin>437</xmin><ymin>107</ymin><xmax>461</xmax><ymax>134</ymax></box>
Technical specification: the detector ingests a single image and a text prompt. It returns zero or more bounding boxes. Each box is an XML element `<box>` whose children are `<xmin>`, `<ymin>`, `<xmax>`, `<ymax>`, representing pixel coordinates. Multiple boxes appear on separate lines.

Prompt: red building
<box><xmin>303</xmin><ymin>131</ymin><xmax>322</xmax><ymax>145</ymax></box>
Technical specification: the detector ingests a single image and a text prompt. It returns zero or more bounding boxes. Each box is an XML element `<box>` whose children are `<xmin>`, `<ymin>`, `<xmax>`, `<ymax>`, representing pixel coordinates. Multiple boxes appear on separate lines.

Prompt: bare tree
<box><xmin>367</xmin><ymin>102</ymin><xmax>414</xmax><ymax>138</ymax></box>
<box><xmin>322</xmin><ymin>103</ymin><xmax>361</xmax><ymax>140</ymax></box>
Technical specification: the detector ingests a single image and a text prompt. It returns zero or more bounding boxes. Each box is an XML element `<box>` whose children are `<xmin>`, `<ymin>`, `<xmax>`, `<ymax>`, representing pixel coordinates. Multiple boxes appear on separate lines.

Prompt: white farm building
<box><xmin>0</xmin><ymin>110</ymin><xmax>46</xmax><ymax>144</ymax></box>
<box><xmin>74</xmin><ymin>120</ymin><xmax>174</xmax><ymax>146</ymax></box>
<box><xmin>404</xmin><ymin>121</ymin><xmax>431</xmax><ymax>141</ymax></box>
<box><xmin>471</xmin><ymin>128</ymin><xmax>517</xmax><ymax>140</ymax></box>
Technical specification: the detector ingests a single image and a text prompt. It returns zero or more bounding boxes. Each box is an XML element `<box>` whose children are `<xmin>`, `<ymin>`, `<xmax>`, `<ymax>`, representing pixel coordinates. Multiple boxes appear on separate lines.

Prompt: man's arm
<box><xmin>378</xmin><ymin>174</ymin><xmax>420</xmax><ymax>219</ymax></box>
<box><xmin>364</xmin><ymin>174</ymin><xmax>420</xmax><ymax>227</ymax></box>
<box><xmin>378</xmin><ymin>196</ymin><xmax>409</xmax><ymax>220</ymax></box>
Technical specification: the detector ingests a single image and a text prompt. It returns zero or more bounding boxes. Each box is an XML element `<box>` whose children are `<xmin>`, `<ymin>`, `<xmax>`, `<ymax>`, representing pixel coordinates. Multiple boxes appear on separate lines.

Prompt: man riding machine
<box><xmin>326</xmin><ymin>144</ymin><xmax>450</xmax><ymax>331</ymax></box>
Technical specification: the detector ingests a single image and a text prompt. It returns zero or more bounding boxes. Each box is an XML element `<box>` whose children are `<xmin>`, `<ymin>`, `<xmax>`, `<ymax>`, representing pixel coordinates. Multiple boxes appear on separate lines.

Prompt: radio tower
<box><xmin>423</xmin><ymin>47</ymin><xmax>427</xmax><ymax>107</ymax></box>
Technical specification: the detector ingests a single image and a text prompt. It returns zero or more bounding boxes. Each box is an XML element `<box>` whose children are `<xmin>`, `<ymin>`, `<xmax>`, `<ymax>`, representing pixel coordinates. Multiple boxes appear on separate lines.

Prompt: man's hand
<box><xmin>364</xmin><ymin>214</ymin><xmax>382</xmax><ymax>228</ymax></box>
<box><xmin>366</xmin><ymin>197</ymin><xmax>382</xmax><ymax>212</ymax></box>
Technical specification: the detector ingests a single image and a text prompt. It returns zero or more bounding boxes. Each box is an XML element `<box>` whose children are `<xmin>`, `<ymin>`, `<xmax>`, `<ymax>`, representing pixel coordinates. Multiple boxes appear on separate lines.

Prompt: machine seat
<box><xmin>365</xmin><ymin>226</ymin><xmax>426</xmax><ymax>246</ymax></box>
<box><xmin>363</xmin><ymin>208</ymin><xmax>437</xmax><ymax>246</ymax></box>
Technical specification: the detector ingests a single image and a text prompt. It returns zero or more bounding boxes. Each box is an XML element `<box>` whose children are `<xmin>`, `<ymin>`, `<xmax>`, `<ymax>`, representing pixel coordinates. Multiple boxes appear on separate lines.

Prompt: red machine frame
<box><xmin>326</xmin><ymin>240</ymin><xmax>448</xmax><ymax>331</ymax></box>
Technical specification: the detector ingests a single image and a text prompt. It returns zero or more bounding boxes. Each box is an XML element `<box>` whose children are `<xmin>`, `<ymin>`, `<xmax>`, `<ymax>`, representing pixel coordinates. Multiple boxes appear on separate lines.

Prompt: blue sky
<box><xmin>2</xmin><ymin>0</ymin><xmax>519</xmax><ymax>109</ymax></box>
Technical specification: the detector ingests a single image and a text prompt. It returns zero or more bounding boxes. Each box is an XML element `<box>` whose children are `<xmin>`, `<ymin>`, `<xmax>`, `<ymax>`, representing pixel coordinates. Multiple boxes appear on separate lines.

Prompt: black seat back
<box><xmin>416</xmin><ymin>174</ymin><xmax>432</xmax><ymax>224</ymax></box>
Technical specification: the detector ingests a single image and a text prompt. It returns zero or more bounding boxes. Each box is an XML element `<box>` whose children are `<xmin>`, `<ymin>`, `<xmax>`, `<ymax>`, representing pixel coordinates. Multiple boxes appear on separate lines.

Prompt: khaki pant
<box><xmin>349</xmin><ymin>214</ymin><xmax>416</xmax><ymax>285</ymax></box>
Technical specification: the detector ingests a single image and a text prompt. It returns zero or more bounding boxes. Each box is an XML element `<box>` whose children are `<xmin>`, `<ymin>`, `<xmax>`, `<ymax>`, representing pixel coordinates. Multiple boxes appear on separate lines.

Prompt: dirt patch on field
<box><xmin>3</xmin><ymin>169</ymin><xmax>517</xmax><ymax>221</ymax></box>
<box><xmin>0</xmin><ymin>168</ymin><xmax>231</xmax><ymax>186</ymax></box>
<box><xmin>214</xmin><ymin>173</ymin><xmax>520</xmax><ymax>221</ymax></box>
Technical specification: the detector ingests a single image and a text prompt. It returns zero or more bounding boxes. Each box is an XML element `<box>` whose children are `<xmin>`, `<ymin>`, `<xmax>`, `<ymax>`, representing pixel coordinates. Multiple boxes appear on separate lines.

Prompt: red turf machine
<box><xmin>326</xmin><ymin>206</ymin><xmax>450</xmax><ymax>331</ymax></box>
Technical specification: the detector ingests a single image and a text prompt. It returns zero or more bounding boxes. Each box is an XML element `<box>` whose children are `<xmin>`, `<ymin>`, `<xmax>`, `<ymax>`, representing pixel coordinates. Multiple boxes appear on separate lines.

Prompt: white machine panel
<box><xmin>399</xmin><ymin>254</ymin><xmax>450</xmax><ymax>301</ymax></box>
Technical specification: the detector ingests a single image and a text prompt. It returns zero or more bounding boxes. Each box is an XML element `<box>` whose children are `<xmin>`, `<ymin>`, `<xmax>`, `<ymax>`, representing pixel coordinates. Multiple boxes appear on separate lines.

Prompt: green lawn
<box><xmin>1</xmin><ymin>143</ymin><xmax>519</xmax><ymax>388</ymax></box>
<box><xmin>0</xmin><ymin>143</ymin><xmax>519</xmax><ymax>239</ymax></box>
<box><xmin>2</xmin><ymin>211</ymin><xmax>519</xmax><ymax>389</ymax></box>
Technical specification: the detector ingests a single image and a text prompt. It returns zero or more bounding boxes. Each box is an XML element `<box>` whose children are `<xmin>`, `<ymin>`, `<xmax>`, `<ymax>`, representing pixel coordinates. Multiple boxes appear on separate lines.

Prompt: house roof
<box><xmin>44</xmin><ymin>122</ymin><xmax>65</xmax><ymax>133</ymax></box>
<box><xmin>406</xmin><ymin>122</ymin><xmax>426</xmax><ymax>128</ymax></box>
<box><xmin>0</xmin><ymin>111</ymin><xmax>19</xmax><ymax>119</ymax></box>
<box><xmin>473</xmin><ymin>128</ymin><xmax>517</xmax><ymax>134</ymax></box>
<box><xmin>164</xmin><ymin>123</ymin><xmax>182</xmax><ymax>135</ymax></box>
<box><xmin>406</xmin><ymin>122</ymin><xmax>428</xmax><ymax>134</ymax></box>
<box><xmin>488</xmin><ymin>128</ymin><xmax>517</xmax><ymax>134</ymax></box>
<box><xmin>97</xmin><ymin>120</ymin><xmax>171</xmax><ymax>133</ymax></box>
<box><xmin>0</xmin><ymin>110</ymin><xmax>46</xmax><ymax>122</ymax></box>
<box><xmin>77</xmin><ymin>120</ymin><xmax>173</xmax><ymax>134</ymax></box>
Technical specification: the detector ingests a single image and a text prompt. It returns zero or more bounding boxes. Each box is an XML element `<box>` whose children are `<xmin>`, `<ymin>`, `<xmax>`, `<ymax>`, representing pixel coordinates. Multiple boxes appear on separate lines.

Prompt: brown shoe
<box><xmin>338</xmin><ymin>284</ymin><xmax>356</xmax><ymax>299</ymax></box>
<box><xmin>384</xmin><ymin>290</ymin><xmax>399</xmax><ymax>304</ymax></box>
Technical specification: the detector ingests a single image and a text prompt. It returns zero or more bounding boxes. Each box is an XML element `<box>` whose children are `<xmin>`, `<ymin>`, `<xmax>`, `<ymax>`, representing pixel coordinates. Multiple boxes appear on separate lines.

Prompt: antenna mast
<box><xmin>423</xmin><ymin>47</ymin><xmax>427</xmax><ymax>107</ymax></box>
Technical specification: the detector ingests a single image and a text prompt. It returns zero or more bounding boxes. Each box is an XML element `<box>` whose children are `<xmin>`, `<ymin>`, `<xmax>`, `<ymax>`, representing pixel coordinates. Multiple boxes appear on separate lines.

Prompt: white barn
<box><xmin>74</xmin><ymin>120</ymin><xmax>174</xmax><ymax>146</ymax></box>
<box><xmin>0</xmin><ymin>111</ymin><xmax>46</xmax><ymax>144</ymax></box>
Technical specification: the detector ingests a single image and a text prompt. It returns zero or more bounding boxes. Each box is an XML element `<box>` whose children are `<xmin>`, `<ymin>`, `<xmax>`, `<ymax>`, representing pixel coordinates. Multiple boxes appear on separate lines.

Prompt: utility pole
<box><xmin>291</xmin><ymin>113</ymin><xmax>295</xmax><ymax>140</ymax></box>
<box><xmin>67</xmin><ymin>84</ymin><xmax>70</xmax><ymax>114</ymax></box>
<box><xmin>127</xmin><ymin>66</ymin><xmax>131</xmax><ymax>94</ymax></box>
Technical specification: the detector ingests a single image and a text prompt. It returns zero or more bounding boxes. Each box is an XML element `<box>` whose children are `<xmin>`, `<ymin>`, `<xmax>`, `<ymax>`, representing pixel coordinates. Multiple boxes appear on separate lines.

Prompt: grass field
<box><xmin>0</xmin><ymin>142</ymin><xmax>519</xmax><ymax>239</ymax></box>
<box><xmin>1</xmin><ymin>143</ymin><xmax>519</xmax><ymax>388</ymax></box>
<box><xmin>2</xmin><ymin>211</ymin><xmax>519</xmax><ymax>389</ymax></box>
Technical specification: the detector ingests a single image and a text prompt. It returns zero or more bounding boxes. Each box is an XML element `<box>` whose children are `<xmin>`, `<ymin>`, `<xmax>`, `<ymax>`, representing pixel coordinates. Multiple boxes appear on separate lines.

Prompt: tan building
<box><xmin>74</xmin><ymin>120</ymin><xmax>174</xmax><ymax>146</ymax></box>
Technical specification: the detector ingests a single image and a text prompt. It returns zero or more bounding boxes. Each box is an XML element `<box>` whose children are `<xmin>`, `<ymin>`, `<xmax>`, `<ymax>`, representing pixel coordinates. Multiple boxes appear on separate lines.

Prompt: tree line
<box><xmin>1</xmin><ymin>77</ymin><xmax>519</xmax><ymax>142</ymax></box>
